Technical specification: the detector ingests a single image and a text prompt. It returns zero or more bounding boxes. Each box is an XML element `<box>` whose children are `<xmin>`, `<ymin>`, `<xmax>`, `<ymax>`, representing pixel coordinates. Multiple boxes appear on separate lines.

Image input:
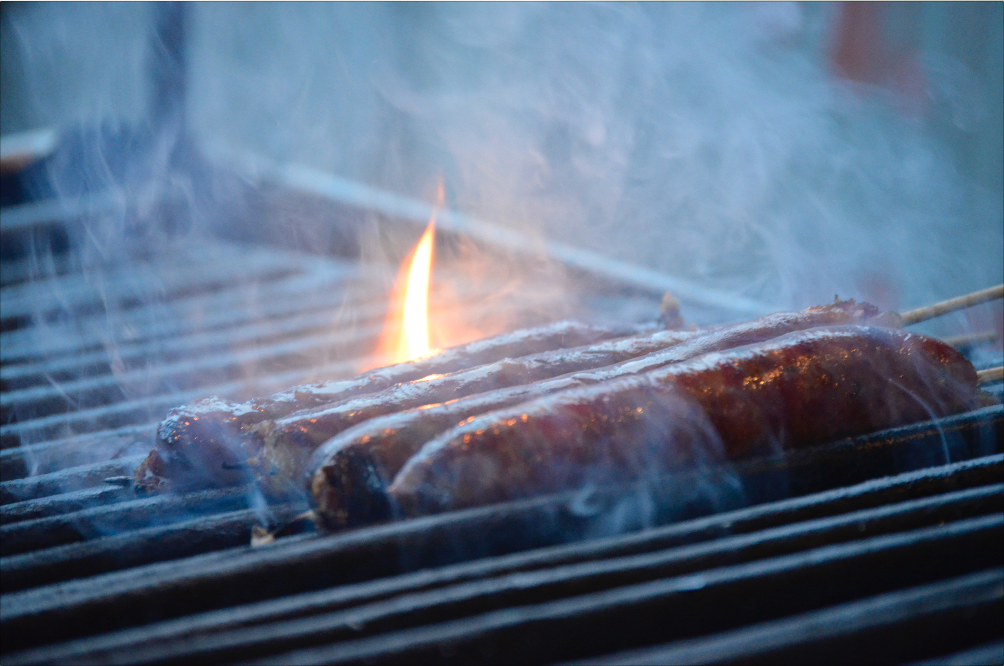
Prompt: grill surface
<box><xmin>1</xmin><ymin>193</ymin><xmax>1002</xmax><ymax>664</ymax></box>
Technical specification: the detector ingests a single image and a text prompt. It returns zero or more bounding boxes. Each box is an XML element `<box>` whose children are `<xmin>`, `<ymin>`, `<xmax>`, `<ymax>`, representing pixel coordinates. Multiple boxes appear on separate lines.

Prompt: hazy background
<box><xmin>2</xmin><ymin>2</ymin><xmax>1002</xmax><ymax>318</ymax></box>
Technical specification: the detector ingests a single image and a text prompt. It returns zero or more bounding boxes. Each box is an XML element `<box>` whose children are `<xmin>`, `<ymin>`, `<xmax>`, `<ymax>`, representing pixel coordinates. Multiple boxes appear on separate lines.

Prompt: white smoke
<box><xmin>6</xmin><ymin>3</ymin><xmax>1001</xmax><ymax>318</ymax></box>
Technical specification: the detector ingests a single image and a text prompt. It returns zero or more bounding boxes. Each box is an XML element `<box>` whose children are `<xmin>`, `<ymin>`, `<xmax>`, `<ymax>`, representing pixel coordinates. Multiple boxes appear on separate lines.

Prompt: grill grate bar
<box><xmin>0</xmin><ymin>287</ymin><xmax>385</xmax><ymax>385</ymax></box>
<box><xmin>0</xmin><ymin>242</ymin><xmax>314</xmax><ymax>322</ymax></box>
<box><xmin>1</xmin><ymin>321</ymin><xmax>387</xmax><ymax>412</ymax></box>
<box><xmin>0</xmin><ymin>357</ymin><xmax>365</xmax><ymax>442</ymax></box>
<box><xmin>1</xmin><ymin>485</ymin><xmax>133</xmax><ymax>524</ymax></box>
<box><xmin>582</xmin><ymin>568</ymin><xmax>1003</xmax><ymax>665</ymax></box>
<box><xmin>21</xmin><ymin>483</ymin><xmax>1000</xmax><ymax>665</ymax></box>
<box><xmin>1</xmin><ymin>269</ymin><xmax>522</xmax><ymax>383</ymax></box>
<box><xmin>0</xmin><ymin>455</ymin><xmax>147</xmax><ymax>505</ymax></box>
<box><xmin>1</xmin><ymin>504</ymin><xmax>308</xmax><ymax>598</ymax></box>
<box><xmin>1</xmin><ymin>252</ymin><xmax>78</xmax><ymax>289</ymax></box>
<box><xmin>912</xmin><ymin>641</ymin><xmax>1004</xmax><ymax>666</ymax></box>
<box><xmin>245</xmin><ymin>514</ymin><xmax>1003</xmax><ymax>666</ymax></box>
<box><xmin>0</xmin><ymin>292</ymin><xmax>512</xmax><ymax>415</ymax></box>
<box><xmin>1</xmin><ymin>422</ymin><xmax>154</xmax><ymax>479</ymax></box>
<box><xmin>0</xmin><ymin>266</ymin><xmax>368</xmax><ymax>363</ymax></box>
<box><xmin>1</xmin><ymin>452</ymin><xmax>998</xmax><ymax>652</ymax></box>
<box><xmin>1</xmin><ymin>486</ymin><xmax>259</xmax><ymax>556</ymax></box>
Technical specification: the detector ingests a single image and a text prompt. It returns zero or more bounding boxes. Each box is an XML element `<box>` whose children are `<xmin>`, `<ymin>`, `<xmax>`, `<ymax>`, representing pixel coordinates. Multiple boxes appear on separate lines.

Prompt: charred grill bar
<box><xmin>2</xmin><ymin>168</ymin><xmax>1003</xmax><ymax>662</ymax></box>
<box><xmin>2</xmin><ymin>453</ymin><xmax>1001</xmax><ymax>663</ymax></box>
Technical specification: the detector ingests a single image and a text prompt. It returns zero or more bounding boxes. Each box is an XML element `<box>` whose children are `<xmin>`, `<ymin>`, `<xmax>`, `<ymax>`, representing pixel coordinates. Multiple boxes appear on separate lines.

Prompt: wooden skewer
<box><xmin>977</xmin><ymin>366</ymin><xmax>1004</xmax><ymax>385</ymax></box>
<box><xmin>901</xmin><ymin>284</ymin><xmax>1004</xmax><ymax>326</ymax></box>
<box><xmin>942</xmin><ymin>330</ymin><xmax>1000</xmax><ymax>349</ymax></box>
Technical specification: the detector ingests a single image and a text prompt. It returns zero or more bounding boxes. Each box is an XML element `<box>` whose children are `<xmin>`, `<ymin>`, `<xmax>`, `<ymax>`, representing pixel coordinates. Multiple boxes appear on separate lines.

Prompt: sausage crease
<box><xmin>389</xmin><ymin>326</ymin><xmax>977</xmax><ymax>516</ymax></box>
<box><xmin>308</xmin><ymin>300</ymin><xmax>892</xmax><ymax>527</ymax></box>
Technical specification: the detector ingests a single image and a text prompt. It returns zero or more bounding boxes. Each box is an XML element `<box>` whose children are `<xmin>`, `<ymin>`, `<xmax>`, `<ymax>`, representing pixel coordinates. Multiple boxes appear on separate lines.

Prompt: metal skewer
<box><xmin>901</xmin><ymin>284</ymin><xmax>1004</xmax><ymax>326</ymax></box>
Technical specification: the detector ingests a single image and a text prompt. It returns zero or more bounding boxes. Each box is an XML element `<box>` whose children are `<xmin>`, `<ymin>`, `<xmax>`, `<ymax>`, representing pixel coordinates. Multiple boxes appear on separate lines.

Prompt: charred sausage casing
<box><xmin>253</xmin><ymin>328</ymin><xmax>698</xmax><ymax>492</ymax></box>
<box><xmin>136</xmin><ymin>320</ymin><xmax>638</xmax><ymax>491</ymax></box>
<box><xmin>311</xmin><ymin>300</ymin><xmax>894</xmax><ymax>528</ymax></box>
<box><xmin>388</xmin><ymin>326</ymin><xmax>977</xmax><ymax>516</ymax></box>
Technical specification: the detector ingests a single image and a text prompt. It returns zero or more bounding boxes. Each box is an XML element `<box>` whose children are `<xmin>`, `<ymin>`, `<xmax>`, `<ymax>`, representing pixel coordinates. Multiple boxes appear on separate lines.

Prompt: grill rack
<box><xmin>2</xmin><ymin>186</ymin><xmax>1003</xmax><ymax>663</ymax></box>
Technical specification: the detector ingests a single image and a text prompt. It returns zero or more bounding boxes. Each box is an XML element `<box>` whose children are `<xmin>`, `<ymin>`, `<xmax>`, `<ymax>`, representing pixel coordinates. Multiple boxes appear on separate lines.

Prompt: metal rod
<box><xmin>585</xmin><ymin>569</ymin><xmax>1004</xmax><ymax>665</ymax></box>
<box><xmin>1</xmin><ymin>286</ymin><xmax>511</xmax><ymax>411</ymax></box>
<box><xmin>212</xmin><ymin>147</ymin><xmax>776</xmax><ymax>318</ymax></box>
<box><xmin>1</xmin><ymin>452</ymin><xmax>999</xmax><ymax>653</ymax></box>
<box><xmin>0</xmin><ymin>254</ymin><xmax>365</xmax><ymax>362</ymax></box>
<box><xmin>0</xmin><ymin>289</ymin><xmax>385</xmax><ymax>385</ymax></box>
<box><xmin>0</xmin><ymin>423</ymin><xmax>154</xmax><ymax>481</ymax></box>
<box><xmin>0</xmin><ymin>485</ymin><xmax>129</xmax><ymax>524</ymax></box>
<box><xmin>19</xmin><ymin>485</ymin><xmax>1000</xmax><ymax>665</ymax></box>
<box><xmin>0</xmin><ymin>193</ymin><xmax>123</xmax><ymax>233</ymax></box>
<box><xmin>1</xmin><ymin>505</ymin><xmax>307</xmax><ymax>596</ymax></box>
<box><xmin>0</xmin><ymin>321</ymin><xmax>385</xmax><ymax>411</ymax></box>
<box><xmin>0</xmin><ymin>357</ymin><xmax>368</xmax><ymax>442</ymax></box>
<box><xmin>901</xmin><ymin>284</ymin><xmax>1004</xmax><ymax>326</ymax></box>
<box><xmin>0</xmin><ymin>241</ymin><xmax>310</xmax><ymax>322</ymax></box>
<box><xmin>0</xmin><ymin>456</ymin><xmax>146</xmax><ymax>505</ymax></box>
<box><xmin>0</xmin><ymin>487</ymin><xmax>255</xmax><ymax>556</ymax></box>
<box><xmin>238</xmin><ymin>515</ymin><xmax>1004</xmax><ymax>666</ymax></box>
<box><xmin>942</xmin><ymin>330</ymin><xmax>999</xmax><ymax>349</ymax></box>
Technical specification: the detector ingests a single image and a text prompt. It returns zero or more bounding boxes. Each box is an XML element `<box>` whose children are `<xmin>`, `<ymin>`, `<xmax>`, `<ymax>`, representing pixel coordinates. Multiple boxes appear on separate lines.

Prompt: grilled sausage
<box><xmin>311</xmin><ymin>300</ymin><xmax>893</xmax><ymax>528</ymax></box>
<box><xmin>389</xmin><ymin>326</ymin><xmax>977</xmax><ymax>515</ymax></box>
<box><xmin>137</xmin><ymin>320</ymin><xmax>639</xmax><ymax>492</ymax></box>
<box><xmin>251</xmin><ymin>329</ymin><xmax>699</xmax><ymax>492</ymax></box>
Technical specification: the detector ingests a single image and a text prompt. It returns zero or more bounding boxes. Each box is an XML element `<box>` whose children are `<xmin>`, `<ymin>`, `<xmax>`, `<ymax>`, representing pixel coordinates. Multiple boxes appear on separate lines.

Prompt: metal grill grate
<box><xmin>2</xmin><ymin>197</ymin><xmax>1002</xmax><ymax>664</ymax></box>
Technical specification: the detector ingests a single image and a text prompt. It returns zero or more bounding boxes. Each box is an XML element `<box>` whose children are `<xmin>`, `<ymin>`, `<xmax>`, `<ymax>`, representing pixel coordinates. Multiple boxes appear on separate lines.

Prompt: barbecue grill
<box><xmin>3</xmin><ymin>5</ymin><xmax>1003</xmax><ymax>664</ymax></box>
<box><xmin>3</xmin><ymin>140</ymin><xmax>1002</xmax><ymax>663</ymax></box>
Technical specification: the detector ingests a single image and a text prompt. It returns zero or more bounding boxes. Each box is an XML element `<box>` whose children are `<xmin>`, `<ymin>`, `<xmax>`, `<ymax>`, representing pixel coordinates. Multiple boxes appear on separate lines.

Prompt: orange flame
<box><xmin>373</xmin><ymin>184</ymin><xmax>443</xmax><ymax>366</ymax></box>
<box><xmin>395</xmin><ymin>220</ymin><xmax>435</xmax><ymax>362</ymax></box>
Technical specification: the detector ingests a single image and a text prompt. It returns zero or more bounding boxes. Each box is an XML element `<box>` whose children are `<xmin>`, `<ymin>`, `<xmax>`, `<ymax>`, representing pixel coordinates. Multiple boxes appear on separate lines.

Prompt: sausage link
<box><xmin>311</xmin><ymin>300</ymin><xmax>891</xmax><ymax>528</ymax></box>
<box><xmin>253</xmin><ymin>329</ymin><xmax>698</xmax><ymax>491</ymax></box>
<box><xmin>139</xmin><ymin>320</ymin><xmax>638</xmax><ymax>492</ymax></box>
<box><xmin>389</xmin><ymin>326</ymin><xmax>976</xmax><ymax>516</ymax></box>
